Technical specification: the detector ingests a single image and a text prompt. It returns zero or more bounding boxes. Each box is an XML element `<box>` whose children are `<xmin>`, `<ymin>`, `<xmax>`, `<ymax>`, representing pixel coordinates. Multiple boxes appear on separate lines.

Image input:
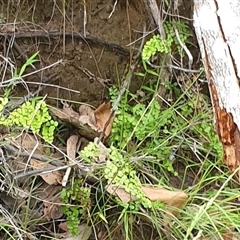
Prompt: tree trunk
<box><xmin>193</xmin><ymin>0</ymin><xmax>240</xmax><ymax>180</ymax></box>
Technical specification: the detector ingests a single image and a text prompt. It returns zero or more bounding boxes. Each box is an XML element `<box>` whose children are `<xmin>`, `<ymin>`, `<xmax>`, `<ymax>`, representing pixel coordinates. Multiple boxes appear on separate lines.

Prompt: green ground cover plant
<box><xmin>142</xmin><ymin>20</ymin><xmax>191</xmax><ymax>61</ymax></box>
<box><xmin>1</xmin><ymin>6</ymin><xmax>240</xmax><ymax>240</ymax></box>
<box><xmin>63</xmin><ymin>18</ymin><xmax>237</xmax><ymax>239</ymax></box>
<box><xmin>0</xmin><ymin>52</ymin><xmax>58</xmax><ymax>143</ymax></box>
<box><xmin>61</xmin><ymin>178</ymin><xmax>91</xmax><ymax>236</ymax></box>
<box><xmin>77</xmin><ymin>75</ymin><xmax>227</xmax><ymax>239</ymax></box>
<box><xmin>0</xmin><ymin>98</ymin><xmax>58</xmax><ymax>143</ymax></box>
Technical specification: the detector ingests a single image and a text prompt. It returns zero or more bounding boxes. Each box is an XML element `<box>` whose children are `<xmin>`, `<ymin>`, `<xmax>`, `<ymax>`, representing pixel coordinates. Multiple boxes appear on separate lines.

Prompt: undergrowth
<box><xmin>77</xmin><ymin>73</ymin><xmax>229</xmax><ymax>239</ymax></box>
<box><xmin>1</xmin><ymin>8</ymin><xmax>240</xmax><ymax>240</ymax></box>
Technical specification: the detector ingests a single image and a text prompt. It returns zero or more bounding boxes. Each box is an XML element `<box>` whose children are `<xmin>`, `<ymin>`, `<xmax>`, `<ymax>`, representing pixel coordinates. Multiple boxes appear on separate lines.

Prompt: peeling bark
<box><xmin>193</xmin><ymin>0</ymin><xmax>240</xmax><ymax>180</ymax></box>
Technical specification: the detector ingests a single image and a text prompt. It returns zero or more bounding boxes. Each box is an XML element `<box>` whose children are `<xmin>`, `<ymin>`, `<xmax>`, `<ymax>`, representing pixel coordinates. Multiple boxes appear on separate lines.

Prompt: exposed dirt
<box><xmin>1</xmin><ymin>0</ymin><xmax>149</xmax><ymax>108</ymax></box>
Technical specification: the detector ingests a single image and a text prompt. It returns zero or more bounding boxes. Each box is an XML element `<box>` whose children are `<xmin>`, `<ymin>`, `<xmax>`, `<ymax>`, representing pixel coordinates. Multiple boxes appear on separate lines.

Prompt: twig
<box><xmin>4</xmin><ymin>144</ymin><xmax>64</xmax><ymax>167</ymax></box>
<box><xmin>83</xmin><ymin>0</ymin><xmax>87</xmax><ymax>37</ymax></box>
<box><xmin>108</xmin><ymin>0</ymin><xmax>118</xmax><ymax>19</ymax></box>
<box><xmin>78</xmin><ymin>66</ymin><xmax>111</xmax><ymax>86</ymax></box>
<box><xmin>14</xmin><ymin>165</ymin><xmax>70</xmax><ymax>179</ymax></box>
<box><xmin>0</xmin><ymin>148</ymin><xmax>12</xmax><ymax>186</ymax></box>
<box><xmin>174</xmin><ymin>27</ymin><xmax>193</xmax><ymax>69</ymax></box>
<box><xmin>4</xmin><ymin>143</ymin><xmax>100</xmax><ymax>183</ymax></box>
<box><xmin>146</xmin><ymin>61</ymin><xmax>200</xmax><ymax>73</ymax></box>
<box><xmin>62</xmin><ymin>0</ymin><xmax>66</xmax><ymax>55</ymax></box>
<box><xmin>145</xmin><ymin>0</ymin><xmax>166</xmax><ymax>38</ymax></box>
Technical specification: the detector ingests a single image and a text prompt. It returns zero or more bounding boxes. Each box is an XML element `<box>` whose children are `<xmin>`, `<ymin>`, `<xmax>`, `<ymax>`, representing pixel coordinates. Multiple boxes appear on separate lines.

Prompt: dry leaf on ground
<box><xmin>94</xmin><ymin>101</ymin><xmax>114</xmax><ymax>137</ymax></box>
<box><xmin>67</xmin><ymin>135</ymin><xmax>79</xmax><ymax>160</ymax></box>
<box><xmin>59</xmin><ymin>222</ymin><xmax>68</xmax><ymax>232</ymax></box>
<box><xmin>106</xmin><ymin>184</ymin><xmax>137</xmax><ymax>203</ymax></box>
<box><xmin>30</xmin><ymin>159</ymin><xmax>63</xmax><ymax>185</ymax></box>
<box><xmin>62</xmin><ymin>135</ymin><xmax>80</xmax><ymax>187</ymax></box>
<box><xmin>10</xmin><ymin>133</ymin><xmax>43</xmax><ymax>152</ymax></box>
<box><xmin>79</xmin><ymin>105</ymin><xmax>97</xmax><ymax>127</ymax></box>
<box><xmin>94</xmin><ymin>137</ymin><xmax>108</xmax><ymax>163</ymax></box>
<box><xmin>106</xmin><ymin>184</ymin><xmax>188</xmax><ymax>214</ymax></box>
<box><xmin>49</xmin><ymin>102</ymin><xmax>98</xmax><ymax>131</ymax></box>
<box><xmin>39</xmin><ymin>184</ymin><xmax>63</xmax><ymax>221</ymax></box>
<box><xmin>49</xmin><ymin>103</ymin><xmax>99</xmax><ymax>139</ymax></box>
<box><xmin>43</xmin><ymin>200</ymin><xmax>63</xmax><ymax>221</ymax></box>
<box><xmin>142</xmin><ymin>185</ymin><xmax>188</xmax><ymax>223</ymax></box>
<box><xmin>10</xmin><ymin>133</ymin><xmax>63</xmax><ymax>185</ymax></box>
<box><xmin>198</xmin><ymin>233</ymin><xmax>240</xmax><ymax>240</ymax></box>
<box><xmin>141</xmin><ymin>186</ymin><xmax>188</xmax><ymax>210</ymax></box>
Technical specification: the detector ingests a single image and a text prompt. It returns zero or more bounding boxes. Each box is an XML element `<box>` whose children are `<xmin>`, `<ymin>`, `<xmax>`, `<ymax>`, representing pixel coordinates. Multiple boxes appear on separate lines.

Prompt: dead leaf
<box><xmin>67</xmin><ymin>135</ymin><xmax>79</xmax><ymax>160</ymax></box>
<box><xmin>30</xmin><ymin>159</ymin><xmax>63</xmax><ymax>185</ymax></box>
<box><xmin>141</xmin><ymin>186</ymin><xmax>188</xmax><ymax>210</ymax></box>
<box><xmin>41</xmin><ymin>185</ymin><xmax>63</xmax><ymax>221</ymax></box>
<box><xmin>10</xmin><ymin>133</ymin><xmax>44</xmax><ymax>154</ymax></box>
<box><xmin>9</xmin><ymin>133</ymin><xmax>63</xmax><ymax>185</ymax></box>
<box><xmin>49</xmin><ymin>104</ymin><xmax>99</xmax><ymax>139</ymax></box>
<box><xmin>94</xmin><ymin>137</ymin><xmax>108</xmax><ymax>163</ymax></box>
<box><xmin>141</xmin><ymin>185</ymin><xmax>188</xmax><ymax>228</ymax></box>
<box><xmin>36</xmin><ymin>183</ymin><xmax>62</xmax><ymax>199</ymax></box>
<box><xmin>43</xmin><ymin>200</ymin><xmax>63</xmax><ymax>221</ymax></box>
<box><xmin>49</xmin><ymin>104</ymin><xmax>81</xmax><ymax>126</ymax></box>
<box><xmin>106</xmin><ymin>184</ymin><xmax>188</xmax><ymax>210</ymax></box>
<box><xmin>62</xmin><ymin>135</ymin><xmax>80</xmax><ymax>187</ymax></box>
<box><xmin>59</xmin><ymin>222</ymin><xmax>68</xmax><ymax>232</ymax></box>
<box><xmin>198</xmin><ymin>232</ymin><xmax>240</xmax><ymax>240</ymax></box>
<box><xmin>79</xmin><ymin>105</ymin><xmax>97</xmax><ymax>126</ymax></box>
<box><xmin>106</xmin><ymin>184</ymin><xmax>137</xmax><ymax>203</ymax></box>
<box><xmin>94</xmin><ymin>101</ymin><xmax>114</xmax><ymax>137</ymax></box>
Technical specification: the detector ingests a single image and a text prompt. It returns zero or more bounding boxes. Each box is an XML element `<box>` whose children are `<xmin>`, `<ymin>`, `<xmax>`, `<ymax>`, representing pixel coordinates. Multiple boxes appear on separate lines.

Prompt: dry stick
<box><xmin>4</xmin><ymin>144</ymin><xmax>64</xmax><ymax>167</ymax></box>
<box><xmin>14</xmin><ymin>165</ymin><xmax>70</xmax><ymax>179</ymax></box>
<box><xmin>14</xmin><ymin>160</ymin><xmax>99</xmax><ymax>182</ymax></box>
<box><xmin>143</xmin><ymin>0</ymin><xmax>166</xmax><ymax>38</ymax></box>
<box><xmin>62</xmin><ymin>0</ymin><xmax>66</xmax><ymax>55</ymax></box>
<box><xmin>0</xmin><ymin>148</ymin><xmax>12</xmax><ymax>186</ymax></box>
<box><xmin>1</xmin><ymin>31</ymin><xmax>130</xmax><ymax>56</ymax></box>
<box><xmin>4</xmin><ymin>143</ymin><xmax>99</xmax><ymax>182</ymax></box>
<box><xmin>146</xmin><ymin>61</ymin><xmax>200</xmax><ymax>73</ymax></box>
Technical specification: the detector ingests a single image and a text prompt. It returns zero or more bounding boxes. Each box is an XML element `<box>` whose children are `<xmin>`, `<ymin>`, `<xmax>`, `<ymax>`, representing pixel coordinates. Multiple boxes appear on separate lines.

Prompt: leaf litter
<box><xmin>49</xmin><ymin>101</ymin><xmax>114</xmax><ymax>138</ymax></box>
<box><xmin>3</xmin><ymin>99</ymin><xmax>189</xmax><ymax>238</ymax></box>
<box><xmin>94</xmin><ymin>101</ymin><xmax>114</xmax><ymax>137</ymax></box>
<box><xmin>9</xmin><ymin>133</ymin><xmax>63</xmax><ymax>185</ymax></box>
<box><xmin>106</xmin><ymin>183</ymin><xmax>188</xmax><ymax>215</ymax></box>
<box><xmin>62</xmin><ymin>134</ymin><xmax>79</xmax><ymax>187</ymax></box>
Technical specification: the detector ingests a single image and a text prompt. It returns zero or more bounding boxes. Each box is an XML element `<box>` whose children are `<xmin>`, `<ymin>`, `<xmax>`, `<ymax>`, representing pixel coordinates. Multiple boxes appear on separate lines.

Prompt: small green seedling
<box><xmin>14</xmin><ymin>51</ymin><xmax>39</xmax><ymax>78</ymax></box>
<box><xmin>61</xmin><ymin>178</ymin><xmax>91</xmax><ymax>236</ymax></box>
<box><xmin>141</xmin><ymin>20</ymin><xmax>191</xmax><ymax>74</ymax></box>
